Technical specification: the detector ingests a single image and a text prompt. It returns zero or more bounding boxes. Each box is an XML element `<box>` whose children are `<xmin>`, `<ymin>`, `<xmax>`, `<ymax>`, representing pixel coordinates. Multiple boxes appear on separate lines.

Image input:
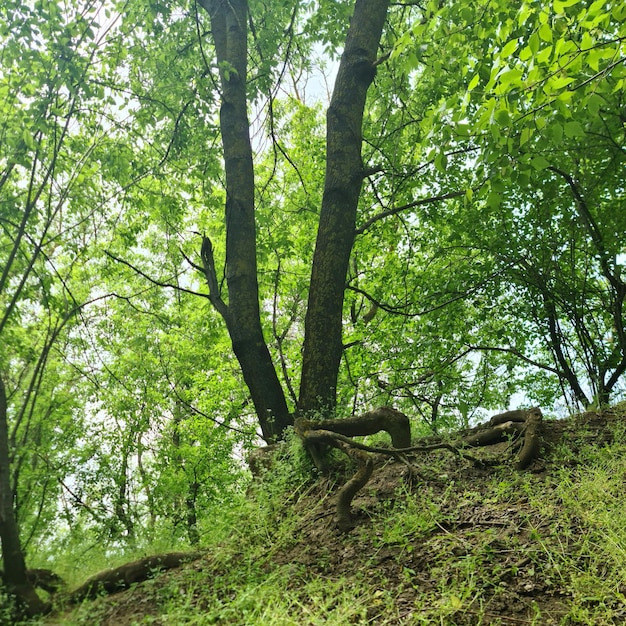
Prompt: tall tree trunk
<box><xmin>0</xmin><ymin>375</ymin><xmax>47</xmax><ymax>617</ymax></box>
<box><xmin>198</xmin><ymin>0</ymin><xmax>292</xmax><ymax>442</ymax></box>
<box><xmin>171</xmin><ymin>402</ymin><xmax>200</xmax><ymax>544</ymax></box>
<box><xmin>185</xmin><ymin>481</ymin><xmax>200</xmax><ymax>546</ymax></box>
<box><xmin>113</xmin><ymin>443</ymin><xmax>134</xmax><ymax>540</ymax></box>
<box><xmin>299</xmin><ymin>0</ymin><xmax>390</xmax><ymax>415</ymax></box>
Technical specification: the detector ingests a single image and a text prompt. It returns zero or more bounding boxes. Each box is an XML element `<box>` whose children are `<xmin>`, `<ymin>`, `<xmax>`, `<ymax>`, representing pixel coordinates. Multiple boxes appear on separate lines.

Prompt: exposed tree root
<box><xmin>295</xmin><ymin>406</ymin><xmax>544</xmax><ymax>531</ymax></box>
<box><xmin>488</xmin><ymin>409</ymin><xmax>534</xmax><ymax>426</ymax></box>
<box><xmin>461</xmin><ymin>420</ymin><xmax>526</xmax><ymax>447</ymax></box>
<box><xmin>68</xmin><ymin>551</ymin><xmax>203</xmax><ymax>603</ymax></box>
<box><xmin>515</xmin><ymin>408</ymin><xmax>543</xmax><ymax>469</ymax></box>
<box><xmin>1</xmin><ymin>567</ymin><xmax>65</xmax><ymax>595</ymax></box>
<box><xmin>296</xmin><ymin>407</ymin><xmax>410</xmax><ymax>472</ymax></box>
<box><xmin>460</xmin><ymin>407</ymin><xmax>544</xmax><ymax>470</ymax></box>
<box><xmin>308</xmin><ymin>407</ymin><xmax>411</xmax><ymax>449</ymax></box>
<box><xmin>334</xmin><ymin>442</ymin><xmax>374</xmax><ymax>532</ymax></box>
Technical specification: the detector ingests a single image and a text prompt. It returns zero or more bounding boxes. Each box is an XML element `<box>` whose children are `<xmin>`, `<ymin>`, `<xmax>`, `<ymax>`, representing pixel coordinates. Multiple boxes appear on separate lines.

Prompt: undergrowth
<box><xmin>24</xmin><ymin>412</ymin><xmax>626</xmax><ymax>625</ymax></box>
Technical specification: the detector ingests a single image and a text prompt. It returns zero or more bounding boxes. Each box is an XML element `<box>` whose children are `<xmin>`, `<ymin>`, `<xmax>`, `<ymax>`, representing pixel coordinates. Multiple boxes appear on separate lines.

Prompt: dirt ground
<box><xmin>43</xmin><ymin>406</ymin><xmax>626</xmax><ymax>625</ymax></box>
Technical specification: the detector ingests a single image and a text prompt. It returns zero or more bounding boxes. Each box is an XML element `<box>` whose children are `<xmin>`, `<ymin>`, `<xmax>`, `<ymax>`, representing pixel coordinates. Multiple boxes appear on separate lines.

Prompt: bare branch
<box><xmin>468</xmin><ymin>344</ymin><xmax>561</xmax><ymax>376</ymax></box>
<box><xmin>355</xmin><ymin>189</ymin><xmax>467</xmax><ymax>235</ymax></box>
<box><xmin>104</xmin><ymin>250</ymin><xmax>209</xmax><ymax>300</ymax></box>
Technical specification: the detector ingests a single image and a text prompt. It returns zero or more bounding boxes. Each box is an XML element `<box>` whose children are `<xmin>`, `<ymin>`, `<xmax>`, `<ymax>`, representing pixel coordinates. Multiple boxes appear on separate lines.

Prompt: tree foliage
<box><xmin>0</xmin><ymin>0</ymin><xmax>624</xmax><ymax>616</ymax></box>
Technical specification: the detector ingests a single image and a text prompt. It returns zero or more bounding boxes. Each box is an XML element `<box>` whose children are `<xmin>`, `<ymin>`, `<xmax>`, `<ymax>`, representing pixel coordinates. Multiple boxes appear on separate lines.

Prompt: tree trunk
<box><xmin>171</xmin><ymin>404</ymin><xmax>200</xmax><ymax>544</ymax></box>
<box><xmin>198</xmin><ymin>0</ymin><xmax>292</xmax><ymax>442</ymax></box>
<box><xmin>299</xmin><ymin>0</ymin><xmax>390</xmax><ymax>416</ymax></box>
<box><xmin>113</xmin><ymin>443</ymin><xmax>134</xmax><ymax>540</ymax></box>
<box><xmin>185</xmin><ymin>482</ymin><xmax>200</xmax><ymax>546</ymax></box>
<box><xmin>542</xmin><ymin>295</ymin><xmax>591</xmax><ymax>407</ymax></box>
<box><xmin>0</xmin><ymin>375</ymin><xmax>48</xmax><ymax>617</ymax></box>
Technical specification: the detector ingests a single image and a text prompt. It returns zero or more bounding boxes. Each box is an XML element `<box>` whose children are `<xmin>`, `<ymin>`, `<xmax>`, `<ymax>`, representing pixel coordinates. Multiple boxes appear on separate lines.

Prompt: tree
<box><xmin>1</xmin><ymin>0</ymin><xmax>624</xmax><ymax>591</ymax></box>
<box><xmin>0</xmin><ymin>379</ymin><xmax>48</xmax><ymax>615</ymax></box>
<box><xmin>115</xmin><ymin>0</ymin><xmax>625</xmax><ymax>433</ymax></box>
<box><xmin>399</xmin><ymin>0</ymin><xmax>626</xmax><ymax>409</ymax></box>
<box><xmin>0</xmin><ymin>0</ymin><xmax>130</xmax><ymax>614</ymax></box>
<box><xmin>297</xmin><ymin>0</ymin><xmax>390</xmax><ymax>415</ymax></box>
<box><xmin>188</xmin><ymin>0</ymin><xmax>392</xmax><ymax>433</ymax></box>
<box><xmin>196</xmin><ymin>0</ymin><xmax>293</xmax><ymax>442</ymax></box>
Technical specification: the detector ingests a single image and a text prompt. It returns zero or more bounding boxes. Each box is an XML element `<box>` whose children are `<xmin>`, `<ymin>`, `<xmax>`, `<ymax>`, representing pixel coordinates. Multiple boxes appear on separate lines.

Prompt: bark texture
<box><xmin>312</xmin><ymin>407</ymin><xmax>411</xmax><ymax>449</ymax></box>
<box><xmin>0</xmin><ymin>376</ymin><xmax>48</xmax><ymax>617</ymax></box>
<box><xmin>335</xmin><ymin>443</ymin><xmax>374</xmax><ymax>532</ymax></box>
<box><xmin>198</xmin><ymin>0</ymin><xmax>291</xmax><ymax>442</ymax></box>
<box><xmin>69</xmin><ymin>552</ymin><xmax>202</xmax><ymax>603</ymax></box>
<box><xmin>299</xmin><ymin>0</ymin><xmax>390</xmax><ymax>415</ymax></box>
<box><xmin>515</xmin><ymin>408</ymin><xmax>543</xmax><ymax>470</ymax></box>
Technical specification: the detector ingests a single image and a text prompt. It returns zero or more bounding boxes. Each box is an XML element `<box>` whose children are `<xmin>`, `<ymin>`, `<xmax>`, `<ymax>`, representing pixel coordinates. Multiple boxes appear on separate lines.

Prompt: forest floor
<box><xmin>38</xmin><ymin>404</ymin><xmax>626</xmax><ymax>625</ymax></box>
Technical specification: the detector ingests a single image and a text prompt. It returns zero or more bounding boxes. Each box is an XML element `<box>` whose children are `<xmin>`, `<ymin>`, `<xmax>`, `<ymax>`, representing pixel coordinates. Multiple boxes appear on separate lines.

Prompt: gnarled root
<box><xmin>461</xmin><ymin>421</ymin><xmax>525</xmax><ymax>447</ymax></box>
<box><xmin>461</xmin><ymin>407</ymin><xmax>544</xmax><ymax>470</ymax></box>
<box><xmin>294</xmin><ymin>426</ymin><xmax>375</xmax><ymax>530</ymax></box>
<box><xmin>295</xmin><ymin>408</ymin><xmax>406</xmax><ymax>531</ymax></box>
<box><xmin>293</xmin><ymin>405</ymin><xmax>544</xmax><ymax>532</ymax></box>
<box><xmin>69</xmin><ymin>552</ymin><xmax>202</xmax><ymax>603</ymax></box>
<box><xmin>309</xmin><ymin>407</ymin><xmax>411</xmax><ymax>449</ymax></box>
<box><xmin>334</xmin><ymin>442</ymin><xmax>374</xmax><ymax>532</ymax></box>
<box><xmin>515</xmin><ymin>408</ymin><xmax>543</xmax><ymax>469</ymax></box>
<box><xmin>0</xmin><ymin>568</ymin><xmax>65</xmax><ymax>595</ymax></box>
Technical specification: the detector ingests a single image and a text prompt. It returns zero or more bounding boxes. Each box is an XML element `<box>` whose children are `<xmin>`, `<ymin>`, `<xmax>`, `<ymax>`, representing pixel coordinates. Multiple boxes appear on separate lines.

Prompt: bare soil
<box><xmin>43</xmin><ymin>406</ymin><xmax>626</xmax><ymax>625</ymax></box>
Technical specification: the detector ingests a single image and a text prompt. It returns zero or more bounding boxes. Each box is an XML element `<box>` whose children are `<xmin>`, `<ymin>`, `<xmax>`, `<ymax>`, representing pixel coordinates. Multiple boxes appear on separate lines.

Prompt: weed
<box><xmin>373</xmin><ymin>484</ymin><xmax>441</xmax><ymax>552</ymax></box>
<box><xmin>33</xmin><ymin>405</ymin><xmax>626</xmax><ymax>625</ymax></box>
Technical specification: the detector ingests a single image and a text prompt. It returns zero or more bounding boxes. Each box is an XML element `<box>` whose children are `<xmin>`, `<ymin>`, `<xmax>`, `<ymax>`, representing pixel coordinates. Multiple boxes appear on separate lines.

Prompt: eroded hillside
<box><xmin>40</xmin><ymin>405</ymin><xmax>626</xmax><ymax>625</ymax></box>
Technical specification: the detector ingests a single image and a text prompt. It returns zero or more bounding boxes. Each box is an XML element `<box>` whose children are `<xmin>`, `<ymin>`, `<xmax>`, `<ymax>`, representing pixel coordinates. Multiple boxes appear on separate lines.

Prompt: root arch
<box><xmin>295</xmin><ymin>406</ymin><xmax>544</xmax><ymax>531</ymax></box>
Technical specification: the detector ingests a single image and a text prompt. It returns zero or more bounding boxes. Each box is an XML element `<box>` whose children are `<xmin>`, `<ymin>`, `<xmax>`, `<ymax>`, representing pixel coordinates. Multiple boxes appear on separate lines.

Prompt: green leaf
<box><xmin>586</xmin><ymin>48</ymin><xmax>603</xmax><ymax>71</ymax></box>
<box><xmin>546</xmin><ymin>75</ymin><xmax>574</xmax><ymax>91</ymax></box>
<box><xmin>486</xmin><ymin>191</ymin><xmax>502</xmax><ymax>209</ymax></box>
<box><xmin>406</xmin><ymin>52</ymin><xmax>420</xmax><ymax>70</ymax></box>
<box><xmin>553</xmin><ymin>0</ymin><xmax>581</xmax><ymax>13</ymax></box>
<box><xmin>22</xmin><ymin>129</ymin><xmax>36</xmax><ymax>150</ymax></box>
<box><xmin>496</xmin><ymin>68</ymin><xmax>524</xmax><ymax>92</ymax></box>
<box><xmin>434</xmin><ymin>151</ymin><xmax>448</xmax><ymax>172</ymax></box>
<box><xmin>539</xmin><ymin>23</ymin><xmax>553</xmax><ymax>43</ymax></box>
<box><xmin>536</xmin><ymin>46</ymin><xmax>553</xmax><ymax>64</ymax></box>
<box><xmin>564</xmin><ymin>121</ymin><xmax>585</xmax><ymax>138</ymax></box>
<box><xmin>531</xmin><ymin>155</ymin><xmax>551</xmax><ymax>170</ymax></box>
<box><xmin>519</xmin><ymin>126</ymin><xmax>533</xmax><ymax>146</ymax></box>
<box><xmin>494</xmin><ymin>108</ymin><xmax>510</xmax><ymax>126</ymax></box>
<box><xmin>549</xmin><ymin>123</ymin><xmax>564</xmax><ymax>143</ymax></box>
<box><xmin>588</xmin><ymin>0</ymin><xmax>608</xmax><ymax>17</ymax></box>
<box><xmin>612</xmin><ymin>3</ymin><xmax>626</xmax><ymax>19</ymax></box>
<box><xmin>500</xmin><ymin>39</ymin><xmax>519</xmax><ymax>59</ymax></box>
<box><xmin>586</xmin><ymin>93</ymin><xmax>603</xmax><ymax>116</ymax></box>
<box><xmin>519</xmin><ymin>45</ymin><xmax>533</xmax><ymax>62</ymax></box>
<box><xmin>467</xmin><ymin>73</ymin><xmax>480</xmax><ymax>91</ymax></box>
<box><xmin>557</xmin><ymin>90</ymin><xmax>574</xmax><ymax>104</ymax></box>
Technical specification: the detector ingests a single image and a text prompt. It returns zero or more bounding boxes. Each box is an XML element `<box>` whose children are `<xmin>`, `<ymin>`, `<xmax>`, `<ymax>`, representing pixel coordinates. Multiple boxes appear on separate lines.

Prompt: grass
<box><xmin>24</xmin><ymin>410</ymin><xmax>626</xmax><ymax>625</ymax></box>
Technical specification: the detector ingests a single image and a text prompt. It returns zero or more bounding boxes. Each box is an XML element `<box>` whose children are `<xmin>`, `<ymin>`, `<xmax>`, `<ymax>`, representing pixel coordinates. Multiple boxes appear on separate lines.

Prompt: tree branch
<box><xmin>200</xmin><ymin>236</ymin><xmax>229</xmax><ymax>320</ymax></box>
<box><xmin>467</xmin><ymin>344</ymin><xmax>561</xmax><ymax>376</ymax></box>
<box><xmin>104</xmin><ymin>251</ymin><xmax>210</xmax><ymax>300</ymax></box>
<box><xmin>355</xmin><ymin>189</ymin><xmax>468</xmax><ymax>235</ymax></box>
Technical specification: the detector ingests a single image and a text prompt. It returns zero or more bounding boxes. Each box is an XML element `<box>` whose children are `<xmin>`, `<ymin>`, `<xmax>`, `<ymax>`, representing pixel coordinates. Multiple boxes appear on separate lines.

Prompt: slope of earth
<box><xmin>40</xmin><ymin>404</ymin><xmax>626</xmax><ymax>625</ymax></box>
